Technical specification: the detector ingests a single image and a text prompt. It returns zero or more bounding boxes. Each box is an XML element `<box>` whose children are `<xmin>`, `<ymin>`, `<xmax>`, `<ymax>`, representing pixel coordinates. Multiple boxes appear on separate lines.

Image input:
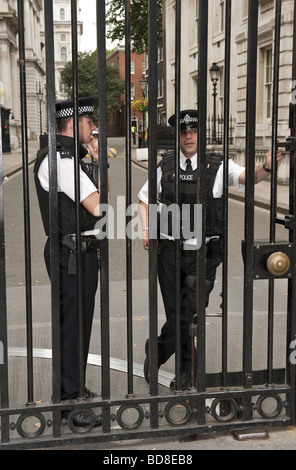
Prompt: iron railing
<box><xmin>0</xmin><ymin>0</ymin><xmax>296</xmax><ymax>449</ymax></box>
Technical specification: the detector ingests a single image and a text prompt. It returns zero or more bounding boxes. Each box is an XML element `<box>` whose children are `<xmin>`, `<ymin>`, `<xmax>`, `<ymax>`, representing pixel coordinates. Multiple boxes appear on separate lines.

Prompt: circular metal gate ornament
<box><xmin>211</xmin><ymin>398</ymin><xmax>238</xmax><ymax>422</ymax></box>
<box><xmin>164</xmin><ymin>402</ymin><xmax>192</xmax><ymax>426</ymax></box>
<box><xmin>256</xmin><ymin>394</ymin><xmax>283</xmax><ymax>419</ymax></box>
<box><xmin>116</xmin><ymin>404</ymin><xmax>144</xmax><ymax>430</ymax></box>
<box><xmin>16</xmin><ymin>412</ymin><xmax>46</xmax><ymax>439</ymax></box>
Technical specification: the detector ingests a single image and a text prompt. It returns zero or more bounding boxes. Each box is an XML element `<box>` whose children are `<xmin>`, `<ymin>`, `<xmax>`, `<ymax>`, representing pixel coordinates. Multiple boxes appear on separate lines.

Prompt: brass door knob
<box><xmin>266</xmin><ymin>251</ymin><xmax>290</xmax><ymax>276</ymax></box>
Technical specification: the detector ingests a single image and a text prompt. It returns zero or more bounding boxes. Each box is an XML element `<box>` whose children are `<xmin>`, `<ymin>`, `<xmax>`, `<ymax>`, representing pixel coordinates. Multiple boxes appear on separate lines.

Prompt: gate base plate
<box><xmin>232</xmin><ymin>428</ymin><xmax>269</xmax><ymax>441</ymax></box>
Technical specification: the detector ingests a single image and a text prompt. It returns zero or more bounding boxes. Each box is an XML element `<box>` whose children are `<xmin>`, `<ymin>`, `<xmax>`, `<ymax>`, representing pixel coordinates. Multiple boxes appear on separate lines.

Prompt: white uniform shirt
<box><xmin>38</xmin><ymin>152</ymin><xmax>98</xmax><ymax>201</ymax></box>
<box><xmin>37</xmin><ymin>152</ymin><xmax>98</xmax><ymax>235</ymax></box>
<box><xmin>138</xmin><ymin>151</ymin><xmax>245</xmax><ymax>245</ymax></box>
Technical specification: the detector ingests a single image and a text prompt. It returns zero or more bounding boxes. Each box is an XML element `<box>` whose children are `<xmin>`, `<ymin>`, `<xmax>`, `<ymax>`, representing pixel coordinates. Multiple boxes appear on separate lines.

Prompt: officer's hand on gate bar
<box><xmin>264</xmin><ymin>143</ymin><xmax>283</xmax><ymax>170</ymax></box>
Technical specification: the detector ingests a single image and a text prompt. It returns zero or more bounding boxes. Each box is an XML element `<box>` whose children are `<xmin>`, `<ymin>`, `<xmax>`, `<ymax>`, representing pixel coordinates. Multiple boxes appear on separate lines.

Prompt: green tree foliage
<box><xmin>106</xmin><ymin>0</ymin><xmax>163</xmax><ymax>54</ymax></box>
<box><xmin>60</xmin><ymin>51</ymin><xmax>125</xmax><ymax>117</ymax></box>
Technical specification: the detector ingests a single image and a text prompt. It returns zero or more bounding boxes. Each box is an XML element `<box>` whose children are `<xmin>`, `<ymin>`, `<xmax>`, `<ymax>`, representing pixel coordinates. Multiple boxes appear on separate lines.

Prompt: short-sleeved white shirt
<box><xmin>137</xmin><ymin>152</ymin><xmax>245</xmax><ymax>245</ymax></box>
<box><xmin>37</xmin><ymin>152</ymin><xmax>98</xmax><ymax>202</ymax></box>
<box><xmin>137</xmin><ymin>151</ymin><xmax>245</xmax><ymax>204</ymax></box>
<box><xmin>37</xmin><ymin>152</ymin><xmax>99</xmax><ymax>236</ymax></box>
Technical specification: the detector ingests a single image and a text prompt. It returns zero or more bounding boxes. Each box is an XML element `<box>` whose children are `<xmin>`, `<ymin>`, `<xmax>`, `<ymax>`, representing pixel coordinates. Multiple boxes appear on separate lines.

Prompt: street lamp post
<box><xmin>37</xmin><ymin>86</ymin><xmax>43</xmax><ymax>136</ymax></box>
<box><xmin>140</xmin><ymin>76</ymin><xmax>148</xmax><ymax>148</ymax></box>
<box><xmin>209</xmin><ymin>62</ymin><xmax>220</xmax><ymax>143</ymax></box>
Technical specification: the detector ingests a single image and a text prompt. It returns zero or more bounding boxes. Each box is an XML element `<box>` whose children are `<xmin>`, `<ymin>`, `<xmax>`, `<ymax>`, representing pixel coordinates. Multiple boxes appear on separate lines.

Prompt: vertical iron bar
<box><xmin>17</xmin><ymin>0</ymin><xmax>34</xmax><ymax>406</ymax></box>
<box><xmin>97</xmin><ymin>0</ymin><xmax>110</xmax><ymax>405</ymax></box>
<box><xmin>196</xmin><ymin>0</ymin><xmax>208</xmax><ymax>398</ymax></box>
<box><xmin>243</xmin><ymin>0</ymin><xmax>258</xmax><ymax>417</ymax></box>
<box><xmin>71</xmin><ymin>0</ymin><xmax>85</xmax><ymax>400</ymax></box>
<box><xmin>44</xmin><ymin>0</ymin><xmax>61</xmax><ymax>438</ymax></box>
<box><xmin>222</xmin><ymin>0</ymin><xmax>231</xmax><ymax>388</ymax></box>
<box><xmin>148</xmin><ymin>0</ymin><xmax>159</xmax><ymax>426</ymax></box>
<box><xmin>286</xmin><ymin>0</ymin><xmax>296</xmax><ymax>425</ymax></box>
<box><xmin>267</xmin><ymin>0</ymin><xmax>281</xmax><ymax>386</ymax></box>
<box><xmin>0</xmin><ymin>106</ymin><xmax>9</xmax><ymax>444</ymax></box>
<box><xmin>174</xmin><ymin>0</ymin><xmax>182</xmax><ymax>392</ymax></box>
<box><xmin>125</xmin><ymin>0</ymin><xmax>134</xmax><ymax>397</ymax></box>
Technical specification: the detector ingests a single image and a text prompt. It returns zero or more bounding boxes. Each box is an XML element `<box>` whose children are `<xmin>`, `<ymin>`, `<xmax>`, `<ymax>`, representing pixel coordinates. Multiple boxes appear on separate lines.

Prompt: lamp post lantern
<box><xmin>209</xmin><ymin>62</ymin><xmax>220</xmax><ymax>143</ymax></box>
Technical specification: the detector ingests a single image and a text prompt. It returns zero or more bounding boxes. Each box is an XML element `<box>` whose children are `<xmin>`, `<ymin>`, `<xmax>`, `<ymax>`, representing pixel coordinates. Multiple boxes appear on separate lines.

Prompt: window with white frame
<box><xmin>158</xmin><ymin>78</ymin><xmax>163</xmax><ymax>98</ymax></box>
<box><xmin>60</xmin><ymin>8</ymin><xmax>65</xmax><ymax>20</ymax></box>
<box><xmin>196</xmin><ymin>0</ymin><xmax>199</xmax><ymax>41</ymax></box>
<box><xmin>61</xmin><ymin>47</ymin><xmax>67</xmax><ymax>62</ymax></box>
<box><xmin>158</xmin><ymin>46</ymin><xmax>163</xmax><ymax>63</ymax></box>
<box><xmin>219</xmin><ymin>69</ymin><xmax>224</xmax><ymax>116</ymax></box>
<box><xmin>265</xmin><ymin>48</ymin><xmax>272</xmax><ymax>119</ymax></box>
<box><xmin>131</xmin><ymin>60</ymin><xmax>135</xmax><ymax>74</ymax></box>
<box><xmin>219</xmin><ymin>0</ymin><xmax>225</xmax><ymax>33</ymax></box>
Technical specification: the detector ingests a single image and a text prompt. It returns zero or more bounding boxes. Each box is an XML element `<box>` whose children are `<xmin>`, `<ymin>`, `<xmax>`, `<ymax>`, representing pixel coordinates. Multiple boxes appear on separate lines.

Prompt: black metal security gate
<box><xmin>1</xmin><ymin>0</ymin><xmax>296</xmax><ymax>449</ymax></box>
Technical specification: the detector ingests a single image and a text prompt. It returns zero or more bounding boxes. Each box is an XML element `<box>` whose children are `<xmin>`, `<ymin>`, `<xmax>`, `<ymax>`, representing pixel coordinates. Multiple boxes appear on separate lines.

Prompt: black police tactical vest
<box><xmin>34</xmin><ymin>135</ymin><xmax>100</xmax><ymax>237</ymax></box>
<box><xmin>159</xmin><ymin>151</ymin><xmax>223</xmax><ymax>237</ymax></box>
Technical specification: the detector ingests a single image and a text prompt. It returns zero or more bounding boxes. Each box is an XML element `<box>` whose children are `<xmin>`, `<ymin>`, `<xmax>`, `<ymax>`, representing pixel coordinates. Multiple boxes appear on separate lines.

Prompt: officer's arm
<box><xmin>238</xmin><ymin>146</ymin><xmax>282</xmax><ymax>185</ymax></box>
<box><xmin>139</xmin><ymin>200</ymin><xmax>149</xmax><ymax>249</ymax></box>
<box><xmin>82</xmin><ymin>191</ymin><xmax>101</xmax><ymax>217</ymax></box>
<box><xmin>87</xmin><ymin>139</ymin><xmax>110</xmax><ymax>202</ymax></box>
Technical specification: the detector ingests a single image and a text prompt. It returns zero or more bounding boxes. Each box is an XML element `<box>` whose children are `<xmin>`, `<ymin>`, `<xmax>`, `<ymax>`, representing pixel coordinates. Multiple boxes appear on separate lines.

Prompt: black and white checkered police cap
<box><xmin>55</xmin><ymin>97</ymin><xmax>97</xmax><ymax>120</ymax></box>
<box><xmin>168</xmin><ymin>109</ymin><xmax>198</xmax><ymax>130</ymax></box>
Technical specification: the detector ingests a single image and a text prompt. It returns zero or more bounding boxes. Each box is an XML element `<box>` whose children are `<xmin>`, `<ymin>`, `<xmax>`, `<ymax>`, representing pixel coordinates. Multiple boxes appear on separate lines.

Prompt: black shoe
<box><xmin>84</xmin><ymin>387</ymin><xmax>100</xmax><ymax>399</ymax></box>
<box><xmin>144</xmin><ymin>339</ymin><xmax>160</xmax><ymax>383</ymax></box>
<box><xmin>144</xmin><ymin>339</ymin><xmax>150</xmax><ymax>383</ymax></box>
<box><xmin>61</xmin><ymin>409</ymin><xmax>102</xmax><ymax>428</ymax></box>
<box><xmin>170</xmin><ymin>373</ymin><xmax>191</xmax><ymax>391</ymax></box>
<box><xmin>71</xmin><ymin>410</ymin><xmax>102</xmax><ymax>428</ymax></box>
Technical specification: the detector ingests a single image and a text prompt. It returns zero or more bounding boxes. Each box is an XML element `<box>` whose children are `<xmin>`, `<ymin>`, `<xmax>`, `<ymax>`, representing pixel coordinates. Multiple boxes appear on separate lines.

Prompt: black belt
<box><xmin>60</xmin><ymin>235</ymin><xmax>100</xmax><ymax>275</ymax></box>
<box><xmin>160</xmin><ymin>239</ymin><xmax>198</xmax><ymax>256</ymax></box>
<box><xmin>60</xmin><ymin>234</ymin><xmax>100</xmax><ymax>252</ymax></box>
<box><xmin>160</xmin><ymin>237</ymin><xmax>222</xmax><ymax>257</ymax></box>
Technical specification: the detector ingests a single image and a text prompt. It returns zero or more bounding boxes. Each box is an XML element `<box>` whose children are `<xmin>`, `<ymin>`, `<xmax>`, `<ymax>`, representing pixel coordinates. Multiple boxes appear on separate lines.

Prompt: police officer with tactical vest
<box><xmin>34</xmin><ymin>97</ymin><xmax>108</xmax><ymax>427</ymax></box>
<box><xmin>138</xmin><ymin>109</ymin><xmax>282</xmax><ymax>391</ymax></box>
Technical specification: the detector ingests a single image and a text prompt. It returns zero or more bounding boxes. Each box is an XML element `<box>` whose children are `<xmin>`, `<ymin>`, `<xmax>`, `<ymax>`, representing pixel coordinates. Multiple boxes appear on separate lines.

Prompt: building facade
<box><xmin>0</xmin><ymin>0</ymin><xmax>45</xmax><ymax>149</ymax></box>
<box><xmin>164</xmin><ymin>0</ymin><xmax>293</xmax><ymax>182</ymax></box>
<box><xmin>52</xmin><ymin>0</ymin><xmax>83</xmax><ymax>101</ymax></box>
<box><xmin>106</xmin><ymin>46</ymin><xmax>146</xmax><ymax>138</ymax></box>
<box><xmin>0</xmin><ymin>0</ymin><xmax>83</xmax><ymax>150</ymax></box>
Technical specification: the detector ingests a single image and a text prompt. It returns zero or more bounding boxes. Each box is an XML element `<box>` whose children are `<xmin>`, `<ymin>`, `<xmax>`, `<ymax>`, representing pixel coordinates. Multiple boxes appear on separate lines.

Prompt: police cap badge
<box><xmin>168</xmin><ymin>109</ymin><xmax>198</xmax><ymax>130</ymax></box>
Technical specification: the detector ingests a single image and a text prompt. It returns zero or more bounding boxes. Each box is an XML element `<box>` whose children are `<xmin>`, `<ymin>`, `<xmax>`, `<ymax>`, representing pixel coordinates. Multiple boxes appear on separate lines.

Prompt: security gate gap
<box><xmin>0</xmin><ymin>0</ymin><xmax>296</xmax><ymax>448</ymax></box>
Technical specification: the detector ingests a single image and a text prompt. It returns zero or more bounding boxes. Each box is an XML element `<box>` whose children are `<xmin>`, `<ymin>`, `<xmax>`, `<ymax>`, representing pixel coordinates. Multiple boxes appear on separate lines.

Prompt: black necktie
<box><xmin>186</xmin><ymin>158</ymin><xmax>193</xmax><ymax>172</ymax></box>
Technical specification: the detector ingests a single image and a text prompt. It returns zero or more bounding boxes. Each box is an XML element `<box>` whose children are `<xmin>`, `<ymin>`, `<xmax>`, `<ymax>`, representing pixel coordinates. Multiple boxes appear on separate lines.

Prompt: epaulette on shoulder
<box><xmin>59</xmin><ymin>149</ymin><xmax>73</xmax><ymax>159</ymax></box>
<box><xmin>161</xmin><ymin>150</ymin><xmax>175</xmax><ymax>159</ymax></box>
<box><xmin>206</xmin><ymin>152</ymin><xmax>223</xmax><ymax>174</ymax></box>
<box><xmin>159</xmin><ymin>150</ymin><xmax>175</xmax><ymax>170</ymax></box>
<box><xmin>206</xmin><ymin>152</ymin><xmax>224</xmax><ymax>163</ymax></box>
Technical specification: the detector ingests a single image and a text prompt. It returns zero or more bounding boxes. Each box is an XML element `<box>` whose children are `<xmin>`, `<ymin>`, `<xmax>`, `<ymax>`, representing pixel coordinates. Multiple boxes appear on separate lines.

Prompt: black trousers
<box><xmin>44</xmin><ymin>238</ymin><xmax>99</xmax><ymax>400</ymax></box>
<box><xmin>157</xmin><ymin>240</ymin><xmax>222</xmax><ymax>373</ymax></box>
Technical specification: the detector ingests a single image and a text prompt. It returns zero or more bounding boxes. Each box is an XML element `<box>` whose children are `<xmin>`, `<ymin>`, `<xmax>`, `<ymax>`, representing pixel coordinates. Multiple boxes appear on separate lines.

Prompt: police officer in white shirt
<box><xmin>138</xmin><ymin>109</ymin><xmax>282</xmax><ymax>391</ymax></box>
<box><xmin>34</xmin><ymin>97</ymin><xmax>108</xmax><ymax>427</ymax></box>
